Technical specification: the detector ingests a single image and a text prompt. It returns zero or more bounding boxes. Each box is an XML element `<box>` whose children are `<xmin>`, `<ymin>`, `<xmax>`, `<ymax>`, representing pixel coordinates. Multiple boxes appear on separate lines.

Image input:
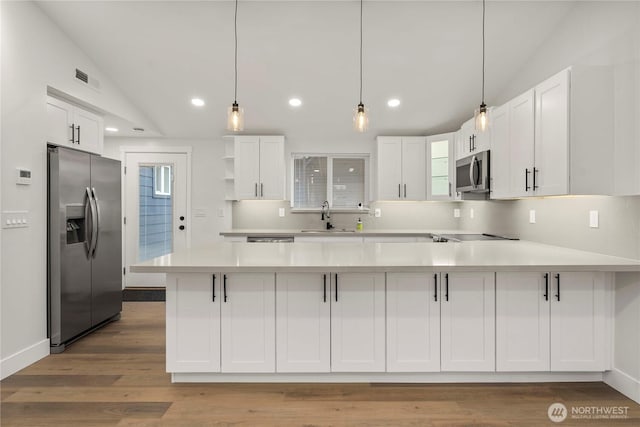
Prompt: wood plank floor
<box><xmin>2</xmin><ymin>302</ymin><xmax>639</xmax><ymax>426</ymax></box>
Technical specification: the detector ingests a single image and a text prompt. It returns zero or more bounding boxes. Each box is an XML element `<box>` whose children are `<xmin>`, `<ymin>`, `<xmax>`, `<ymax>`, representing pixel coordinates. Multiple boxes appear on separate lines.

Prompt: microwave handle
<box><xmin>469</xmin><ymin>155</ymin><xmax>477</xmax><ymax>188</ymax></box>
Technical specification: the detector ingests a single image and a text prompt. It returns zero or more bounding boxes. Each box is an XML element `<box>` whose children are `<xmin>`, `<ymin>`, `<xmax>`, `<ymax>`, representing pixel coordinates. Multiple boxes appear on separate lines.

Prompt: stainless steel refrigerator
<box><xmin>48</xmin><ymin>145</ymin><xmax>122</xmax><ymax>353</ymax></box>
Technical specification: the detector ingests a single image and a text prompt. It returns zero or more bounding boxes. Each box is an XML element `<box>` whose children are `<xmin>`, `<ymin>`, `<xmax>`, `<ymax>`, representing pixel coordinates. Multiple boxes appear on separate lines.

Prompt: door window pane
<box><xmin>332</xmin><ymin>158</ymin><xmax>365</xmax><ymax>208</ymax></box>
<box><xmin>293</xmin><ymin>157</ymin><xmax>327</xmax><ymax>209</ymax></box>
<box><xmin>139</xmin><ymin>165</ymin><xmax>173</xmax><ymax>261</ymax></box>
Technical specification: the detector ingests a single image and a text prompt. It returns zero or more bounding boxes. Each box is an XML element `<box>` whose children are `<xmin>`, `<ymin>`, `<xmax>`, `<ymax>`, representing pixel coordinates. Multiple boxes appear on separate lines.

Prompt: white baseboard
<box><xmin>0</xmin><ymin>339</ymin><xmax>49</xmax><ymax>380</ymax></box>
<box><xmin>173</xmin><ymin>371</ymin><xmax>604</xmax><ymax>384</ymax></box>
<box><xmin>604</xmin><ymin>368</ymin><xmax>640</xmax><ymax>404</ymax></box>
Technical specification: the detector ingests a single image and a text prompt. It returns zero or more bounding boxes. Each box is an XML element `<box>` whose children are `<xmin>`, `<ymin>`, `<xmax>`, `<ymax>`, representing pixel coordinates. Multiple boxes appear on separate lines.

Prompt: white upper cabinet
<box><xmin>331</xmin><ymin>272</ymin><xmax>386</xmax><ymax>372</ymax></box>
<box><xmin>440</xmin><ymin>272</ymin><xmax>495</xmax><ymax>372</ymax></box>
<box><xmin>229</xmin><ymin>135</ymin><xmax>285</xmax><ymax>200</ymax></box>
<box><xmin>276</xmin><ymin>273</ymin><xmax>330</xmax><ymax>373</ymax></box>
<box><xmin>426</xmin><ymin>133</ymin><xmax>456</xmax><ymax>200</ymax></box>
<box><xmin>376</xmin><ymin>136</ymin><xmax>426</xmax><ymax>200</ymax></box>
<box><xmin>46</xmin><ymin>96</ymin><xmax>104</xmax><ymax>155</ymax></box>
<box><xmin>457</xmin><ymin>117</ymin><xmax>491</xmax><ymax>160</ymax></box>
<box><xmin>386</xmin><ymin>273</ymin><xmax>440</xmax><ymax>372</ymax></box>
<box><xmin>491</xmin><ymin>66</ymin><xmax>624</xmax><ymax>198</ymax></box>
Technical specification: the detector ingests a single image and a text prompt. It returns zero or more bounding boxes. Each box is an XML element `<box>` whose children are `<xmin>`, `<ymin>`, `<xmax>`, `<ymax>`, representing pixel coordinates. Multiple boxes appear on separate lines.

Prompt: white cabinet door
<box><xmin>46</xmin><ymin>97</ymin><xmax>74</xmax><ymax>147</ymax></box>
<box><xmin>489</xmin><ymin>103</ymin><xmax>510</xmax><ymax>199</ymax></box>
<box><xmin>276</xmin><ymin>273</ymin><xmax>330</xmax><ymax>373</ymax></box>
<box><xmin>427</xmin><ymin>133</ymin><xmax>454</xmax><ymax>200</ymax></box>
<box><xmin>535</xmin><ymin>69</ymin><xmax>570</xmax><ymax>196</ymax></box>
<box><xmin>496</xmin><ymin>272</ymin><xmax>550</xmax><ymax>371</ymax></box>
<box><xmin>259</xmin><ymin>136</ymin><xmax>285</xmax><ymax>199</ymax></box>
<box><xmin>221</xmin><ymin>273</ymin><xmax>276</xmax><ymax>373</ymax></box>
<box><xmin>387</xmin><ymin>273</ymin><xmax>440</xmax><ymax>372</ymax></box>
<box><xmin>74</xmin><ymin>107</ymin><xmax>104</xmax><ymax>155</ymax></box>
<box><xmin>234</xmin><ymin>136</ymin><xmax>261</xmax><ymax>200</ymax></box>
<box><xmin>458</xmin><ymin>119</ymin><xmax>474</xmax><ymax>159</ymax></box>
<box><xmin>166</xmin><ymin>274</ymin><xmax>220</xmax><ymax>373</ymax></box>
<box><xmin>441</xmin><ymin>272</ymin><xmax>495</xmax><ymax>372</ymax></box>
<box><xmin>401</xmin><ymin>137</ymin><xmax>426</xmax><ymax>200</ymax></box>
<box><xmin>376</xmin><ymin>137</ymin><xmax>403</xmax><ymax>200</ymax></box>
<box><xmin>550</xmin><ymin>272</ymin><xmax>606</xmax><ymax>372</ymax></box>
<box><xmin>331</xmin><ymin>273</ymin><xmax>385</xmax><ymax>372</ymax></box>
<box><xmin>509</xmin><ymin>90</ymin><xmax>535</xmax><ymax>198</ymax></box>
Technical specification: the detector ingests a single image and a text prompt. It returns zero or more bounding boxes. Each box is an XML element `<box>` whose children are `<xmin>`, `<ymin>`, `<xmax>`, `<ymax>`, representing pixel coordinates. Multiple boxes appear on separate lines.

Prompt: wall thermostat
<box><xmin>17</xmin><ymin>168</ymin><xmax>32</xmax><ymax>185</ymax></box>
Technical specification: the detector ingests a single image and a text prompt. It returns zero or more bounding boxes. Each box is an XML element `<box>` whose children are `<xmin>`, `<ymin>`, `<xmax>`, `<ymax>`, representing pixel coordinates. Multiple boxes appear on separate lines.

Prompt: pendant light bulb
<box><xmin>227</xmin><ymin>102</ymin><xmax>244</xmax><ymax>132</ymax></box>
<box><xmin>354</xmin><ymin>103</ymin><xmax>369</xmax><ymax>132</ymax></box>
<box><xmin>474</xmin><ymin>103</ymin><xmax>488</xmax><ymax>132</ymax></box>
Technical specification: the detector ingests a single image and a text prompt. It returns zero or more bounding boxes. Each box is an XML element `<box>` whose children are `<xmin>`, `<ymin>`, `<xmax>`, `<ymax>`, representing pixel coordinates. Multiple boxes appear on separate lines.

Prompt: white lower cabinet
<box><xmin>331</xmin><ymin>273</ymin><xmax>386</xmax><ymax>372</ymax></box>
<box><xmin>220</xmin><ymin>273</ymin><xmax>276</xmax><ymax>373</ymax></box>
<box><xmin>166</xmin><ymin>274</ymin><xmax>220</xmax><ymax>373</ymax></box>
<box><xmin>276</xmin><ymin>273</ymin><xmax>331</xmax><ymax>373</ymax></box>
<box><xmin>496</xmin><ymin>271</ymin><xmax>607</xmax><ymax>372</ymax></box>
<box><xmin>440</xmin><ymin>272</ymin><xmax>496</xmax><ymax>372</ymax></box>
<box><xmin>386</xmin><ymin>273</ymin><xmax>440</xmax><ymax>372</ymax></box>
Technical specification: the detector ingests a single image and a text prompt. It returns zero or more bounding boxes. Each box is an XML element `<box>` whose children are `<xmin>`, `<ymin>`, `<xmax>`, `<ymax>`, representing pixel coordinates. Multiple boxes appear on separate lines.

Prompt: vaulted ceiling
<box><xmin>37</xmin><ymin>1</ymin><xmax>575</xmax><ymax>141</ymax></box>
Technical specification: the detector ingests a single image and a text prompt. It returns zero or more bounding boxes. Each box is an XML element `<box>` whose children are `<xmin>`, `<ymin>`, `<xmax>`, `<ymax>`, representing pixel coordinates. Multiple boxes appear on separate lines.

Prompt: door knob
<box><xmin>179</xmin><ymin>225</ymin><xmax>185</xmax><ymax>230</ymax></box>
<box><xmin>179</xmin><ymin>216</ymin><xmax>185</xmax><ymax>221</ymax></box>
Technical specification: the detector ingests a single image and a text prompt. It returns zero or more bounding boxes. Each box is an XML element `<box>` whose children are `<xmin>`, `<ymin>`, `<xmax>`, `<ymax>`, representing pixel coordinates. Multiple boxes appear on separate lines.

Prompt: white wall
<box><xmin>102</xmin><ymin>138</ymin><xmax>232</xmax><ymax>248</ymax></box>
<box><xmin>0</xmin><ymin>1</ymin><xmax>156</xmax><ymax>378</ymax></box>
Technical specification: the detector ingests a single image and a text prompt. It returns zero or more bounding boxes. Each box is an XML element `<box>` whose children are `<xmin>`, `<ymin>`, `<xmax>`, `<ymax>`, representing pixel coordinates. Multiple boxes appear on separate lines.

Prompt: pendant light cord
<box><xmin>234</xmin><ymin>0</ymin><xmax>238</xmax><ymax>104</ymax></box>
<box><xmin>481</xmin><ymin>0</ymin><xmax>485</xmax><ymax>104</ymax></box>
<box><xmin>359</xmin><ymin>0</ymin><xmax>363</xmax><ymax>104</ymax></box>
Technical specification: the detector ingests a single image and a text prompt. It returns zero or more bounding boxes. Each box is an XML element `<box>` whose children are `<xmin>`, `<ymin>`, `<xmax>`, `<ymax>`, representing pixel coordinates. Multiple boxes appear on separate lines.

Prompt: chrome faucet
<box><xmin>321</xmin><ymin>201</ymin><xmax>333</xmax><ymax>230</ymax></box>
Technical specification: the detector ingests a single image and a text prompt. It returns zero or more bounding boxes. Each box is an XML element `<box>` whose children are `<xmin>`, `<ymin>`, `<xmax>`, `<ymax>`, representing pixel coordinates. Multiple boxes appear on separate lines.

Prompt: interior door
<box><xmin>124</xmin><ymin>152</ymin><xmax>188</xmax><ymax>287</ymax></box>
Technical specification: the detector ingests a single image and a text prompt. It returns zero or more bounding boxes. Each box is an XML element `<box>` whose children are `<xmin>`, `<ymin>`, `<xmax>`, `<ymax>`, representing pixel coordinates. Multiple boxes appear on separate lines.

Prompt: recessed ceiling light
<box><xmin>289</xmin><ymin>98</ymin><xmax>302</xmax><ymax>107</ymax></box>
<box><xmin>387</xmin><ymin>98</ymin><xmax>401</xmax><ymax>108</ymax></box>
<box><xmin>105</xmin><ymin>127</ymin><xmax>119</xmax><ymax>132</ymax></box>
<box><xmin>191</xmin><ymin>98</ymin><xmax>205</xmax><ymax>107</ymax></box>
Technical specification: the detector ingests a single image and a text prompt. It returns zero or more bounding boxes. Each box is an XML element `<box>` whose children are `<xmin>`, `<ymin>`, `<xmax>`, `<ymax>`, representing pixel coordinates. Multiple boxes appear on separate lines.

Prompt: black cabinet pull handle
<box><xmin>543</xmin><ymin>273</ymin><xmax>549</xmax><ymax>301</ymax></box>
<box><xmin>223</xmin><ymin>274</ymin><xmax>228</xmax><ymax>302</ymax></box>
<box><xmin>445</xmin><ymin>273</ymin><xmax>449</xmax><ymax>302</ymax></box>
<box><xmin>469</xmin><ymin>136</ymin><xmax>472</xmax><ymax>152</ymax></box>
<box><xmin>434</xmin><ymin>274</ymin><xmax>438</xmax><ymax>302</ymax></box>
<box><xmin>254</xmin><ymin>183</ymin><xmax>258</xmax><ymax>197</ymax></box>
<box><xmin>555</xmin><ymin>274</ymin><xmax>560</xmax><ymax>301</ymax></box>
<box><xmin>260</xmin><ymin>183</ymin><xmax>264</xmax><ymax>198</ymax></box>
<box><xmin>525</xmin><ymin>168</ymin><xmax>531</xmax><ymax>191</ymax></box>
<box><xmin>472</xmin><ymin>134</ymin><xmax>476</xmax><ymax>151</ymax></box>
<box><xmin>323</xmin><ymin>274</ymin><xmax>327</xmax><ymax>303</ymax></box>
<box><xmin>76</xmin><ymin>125</ymin><xmax>80</xmax><ymax>144</ymax></box>
<box><xmin>212</xmin><ymin>274</ymin><xmax>216</xmax><ymax>302</ymax></box>
<box><xmin>533</xmin><ymin>168</ymin><xmax>539</xmax><ymax>190</ymax></box>
<box><xmin>404</xmin><ymin>184</ymin><xmax>407</xmax><ymax>198</ymax></box>
<box><xmin>335</xmin><ymin>273</ymin><xmax>338</xmax><ymax>302</ymax></box>
<box><xmin>398</xmin><ymin>184</ymin><xmax>401</xmax><ymax>198</ymax></box>
<box><xmin>70</xmin><ymin>124</ymin><xmax>75</xmax><ymax>143</ymax></box>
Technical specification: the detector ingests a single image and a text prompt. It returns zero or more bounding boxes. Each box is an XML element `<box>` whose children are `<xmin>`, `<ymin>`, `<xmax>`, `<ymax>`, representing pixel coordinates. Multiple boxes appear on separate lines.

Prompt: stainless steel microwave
<box><xmin>456</xmin><ymin>150</ymin><xmax>490</xmax><ymax>193</ymax></box>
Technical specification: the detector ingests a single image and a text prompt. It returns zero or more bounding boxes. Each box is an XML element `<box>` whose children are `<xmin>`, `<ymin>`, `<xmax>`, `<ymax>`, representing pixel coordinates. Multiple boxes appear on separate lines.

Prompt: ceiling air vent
<box><xmin>75</xmin><ymin>68</ymin><xmax>101</xmax><ymax>91</ymax></box>
<box><xmin>75</xmin><ymin>68</ymin><xmax>88</xmax><ymax>83</ymax></box>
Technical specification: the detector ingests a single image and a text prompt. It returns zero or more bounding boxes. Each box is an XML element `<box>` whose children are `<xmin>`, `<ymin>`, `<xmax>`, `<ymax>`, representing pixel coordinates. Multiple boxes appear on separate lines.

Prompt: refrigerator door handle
<box><xmin>90</xmin><ymin>187</ymin><xmax>100</xmax><ymax>257</ymax></box>
<box><xmin>84</xmin><ymin>187</ymin><xmax>94</xmax><ymax>258</ymax></box>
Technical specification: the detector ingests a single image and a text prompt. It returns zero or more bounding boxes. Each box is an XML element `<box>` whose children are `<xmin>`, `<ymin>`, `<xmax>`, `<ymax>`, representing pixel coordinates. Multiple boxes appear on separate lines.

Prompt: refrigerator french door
<box><xmin>48</xmin><ymin>146</ymin><xmax>122</xmax><ymax>353</ymax></box>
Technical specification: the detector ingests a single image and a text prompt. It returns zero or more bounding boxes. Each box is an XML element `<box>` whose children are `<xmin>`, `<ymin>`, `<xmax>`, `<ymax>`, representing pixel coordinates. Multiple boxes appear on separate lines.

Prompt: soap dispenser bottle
<box><xmin>356</xmin><ymin>218</ymin><xmax>363</xmax><ymax>231</ymax></box>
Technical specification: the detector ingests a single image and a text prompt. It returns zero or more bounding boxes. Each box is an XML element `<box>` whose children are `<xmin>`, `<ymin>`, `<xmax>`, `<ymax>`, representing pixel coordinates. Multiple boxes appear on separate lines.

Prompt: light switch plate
<box><xmin>278</xmin><ymin>207</ymin><xmax>285</xmax><ymax>217</ymax></box>
<box><xmin>453</xmin><ymin>208</ymin><xmax>461</xmax><ymax>218</ymax></box>
<box><xmin>374</xmin><ymin>208</ymin><xmax>382</xmax><ymax>218</ymax></box>
<box><xmin>194</xmin><ymin>208</ymin><xmax>207</xmax><ymax>218</ymax></box>
<box><xmin>589</xmin><ymin>210</ymin><xmax>599</xmax><ymax>228</ymax></box>
<box><xmin>529</xmin><ymin>210</ymin><xmax>536</xmax><ymax>224</ymax></box>
<box><xmin>2</xmin><ymin>210</ymin><xmax>29</xmax><ymax>229</ymax></box>
<box><xmin>469</xmin><ymin>208</ymin><xmax>474</xmax><ymax>219</ymax></box>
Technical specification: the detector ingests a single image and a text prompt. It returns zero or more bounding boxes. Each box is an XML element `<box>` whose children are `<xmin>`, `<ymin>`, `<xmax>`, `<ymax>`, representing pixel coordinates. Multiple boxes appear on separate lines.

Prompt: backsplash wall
<box><xmin>232</xmin><ymin>201</ymin><xmax>461</xmax><ymax>231</ymax></box>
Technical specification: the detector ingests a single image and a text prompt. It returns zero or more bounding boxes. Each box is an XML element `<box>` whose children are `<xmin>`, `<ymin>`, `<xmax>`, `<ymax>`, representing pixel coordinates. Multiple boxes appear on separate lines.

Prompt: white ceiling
<box><xmin>36</xmin><ymin>1</ymin><xmax>576</xmax><ymax>140</ymax></box>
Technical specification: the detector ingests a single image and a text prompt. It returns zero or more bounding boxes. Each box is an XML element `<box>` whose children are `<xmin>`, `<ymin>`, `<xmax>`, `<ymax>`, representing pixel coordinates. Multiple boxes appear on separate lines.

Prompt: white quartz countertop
<box><xmin>220</xmin><ymin>229</ymin><xmax>463</xmax><ymax>237</ymax></box>
<box><xmin>131</xmin><ymin>241</ymin><xmax>640</xmax><ymax>273</ymax></box>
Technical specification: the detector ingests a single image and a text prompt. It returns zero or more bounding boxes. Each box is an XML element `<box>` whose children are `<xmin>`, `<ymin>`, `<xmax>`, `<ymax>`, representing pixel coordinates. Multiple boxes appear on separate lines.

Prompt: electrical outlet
<box><xmin>589</xmin><ymin>210</ymin><xmax>599</xmax><ymax>228</ymax></box>
<box><xmin>454</xmin><ymin>208</ymin><xmax>461</xmax><ymax>218</ymax></box>
<box><xmin>469</xmin><ymin>208</ymin><xmax>474</xmax><ymax>219</ymax></box>
<box><xmin>374</xmin><ymin>208</ymin><xmax>382</xmax><ymax>218</ymax></box>
<box><xmin>529</xmin><ymin>209</ymin><xmax>536</xmax><ymax>224</ymax></box>
<box><xmin>278</xmin><ymin>207</ymin><xmax>285</xmax><ymax>217</ymax></box>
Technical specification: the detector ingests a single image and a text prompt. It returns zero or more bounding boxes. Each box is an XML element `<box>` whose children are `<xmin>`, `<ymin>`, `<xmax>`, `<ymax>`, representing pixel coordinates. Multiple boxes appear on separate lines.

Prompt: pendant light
<box><xmin>353</xmin><ymin>0</ymin><xmax>369</xmax><ymax>132</ymax></box>
<box><xmin>474</xmin><ymin>0</ymin><xmax>488</xmax><ymax>132</ymax></box>
<box><xmin>227</xmin><ymin>0</ymin><xmax>244</xmax><ymax>132</ymax></box>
